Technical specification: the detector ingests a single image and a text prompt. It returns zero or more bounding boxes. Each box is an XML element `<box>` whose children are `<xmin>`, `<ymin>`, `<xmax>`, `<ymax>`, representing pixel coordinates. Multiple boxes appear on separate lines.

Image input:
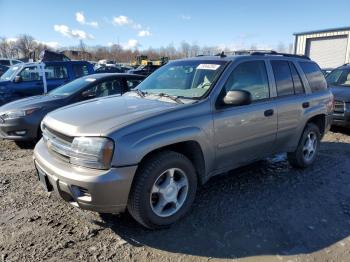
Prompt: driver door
<box><xmin>213</xmin><ymin>60</ymin><xmax>277</xmax><ymax>171</ymax></box>
<box><xmin>13</xmin><ymin>66</ymin><xmax>43</xmax><ymax>97</ymax></box>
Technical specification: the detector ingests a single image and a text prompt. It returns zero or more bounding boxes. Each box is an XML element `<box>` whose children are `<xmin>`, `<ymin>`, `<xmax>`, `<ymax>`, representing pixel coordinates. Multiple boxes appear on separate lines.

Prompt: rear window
<box><xmin>271</xmin><ymin>60</ymin><xmax>294</xmax><ymax>96</ymax></box>
<box><xmin>289</xmin><ymin>62</ymin><xmax>305</xmax><ymax>94</ymax></box>
<box><xmin>299</xmin><ymin>62</ymin><xmax>327</xmax><ymax>92</ymax></box>
<box><xmin>73</xmin><ymin>64</ymin><xmax>90</xmax><ymax>78</ymax></box>
<box><xmin>45</xmin><ymin>65</ymin><xmax>68</xmax><ymax>79</ymax></box>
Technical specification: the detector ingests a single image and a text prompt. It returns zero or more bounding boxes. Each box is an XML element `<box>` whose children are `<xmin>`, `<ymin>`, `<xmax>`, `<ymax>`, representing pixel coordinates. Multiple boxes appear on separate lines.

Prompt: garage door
<box><xmin>306</xmin><ymin>35</ymin><xmax>348</xmax><ymax>68</ymax></box>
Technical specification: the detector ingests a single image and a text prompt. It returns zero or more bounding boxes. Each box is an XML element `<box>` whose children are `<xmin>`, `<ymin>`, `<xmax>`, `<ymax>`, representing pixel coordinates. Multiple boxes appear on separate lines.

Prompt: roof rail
<box><xmin>249</xmin><ymin>50</ymin><xmax>310</xmax><ymax>60</ymax></box>
<box><xmin>196</xmin><ymin>50</ymin><xmax>311</xmax><ymax>60</ymax></box>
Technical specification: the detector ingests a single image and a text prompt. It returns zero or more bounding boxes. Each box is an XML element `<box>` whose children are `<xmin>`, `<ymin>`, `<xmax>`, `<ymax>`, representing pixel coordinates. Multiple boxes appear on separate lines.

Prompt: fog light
<box><xmin>15</xmin><ymin>131</ymin><xmax>27</xmax><ymax>136</ymax></box>
<box><xmin>71</xmin><ymin>185</ymin><xmax>91</xmax><ymax>202</ymax></box>
<box><xmin>8</xmin><ymin>130</ymin><xmax>27</xmax><ymax>136</ymax></box>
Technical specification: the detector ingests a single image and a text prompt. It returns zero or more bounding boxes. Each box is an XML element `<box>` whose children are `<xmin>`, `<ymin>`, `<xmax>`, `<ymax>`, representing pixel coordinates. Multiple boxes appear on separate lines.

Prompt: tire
<box><xmin>127</xmin><ymin>151</ymin><xmax>197</xmax><ymax>229</ymax></box>
<box><xmin>287</xmin><ymin>123</ymin><xmax>321</xmax><ymax>168</ymax></box>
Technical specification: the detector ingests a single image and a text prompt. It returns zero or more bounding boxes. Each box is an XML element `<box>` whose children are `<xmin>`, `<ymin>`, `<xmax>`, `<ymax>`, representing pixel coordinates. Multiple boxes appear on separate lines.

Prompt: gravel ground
<box><xmin>1</xmin><ymin>128</ymin><xmax>350</xmax><ymax>262</ymax></box>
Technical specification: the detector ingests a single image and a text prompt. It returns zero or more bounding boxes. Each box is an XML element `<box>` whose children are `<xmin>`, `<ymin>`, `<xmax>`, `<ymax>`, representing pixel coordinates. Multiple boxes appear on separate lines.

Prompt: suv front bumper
<box><xmin>33</xmin><ymin>139</ymin><xmax>137</xmax><ymax>214</ymax></box>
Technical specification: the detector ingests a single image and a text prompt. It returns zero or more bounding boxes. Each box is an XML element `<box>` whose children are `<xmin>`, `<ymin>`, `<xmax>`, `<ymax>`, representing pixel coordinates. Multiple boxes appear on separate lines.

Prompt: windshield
<box><xmin>137</xmin><ymin>60</ymin><xmax>227</xmax><ymax>99</ymax></box>
<box><xmin>326</xmin><ymin>69</ymin><xmax>350</xmax><ymax>87</ymax></box>
<box><xmin>49</xmin><ymin>77</ymin><xmax>96</xmax><ymax>96</ymax></box>
<box><xmin>0</xmin><ymin>65</ymin><xmax>20</xmax><ymax>81</ymax></box>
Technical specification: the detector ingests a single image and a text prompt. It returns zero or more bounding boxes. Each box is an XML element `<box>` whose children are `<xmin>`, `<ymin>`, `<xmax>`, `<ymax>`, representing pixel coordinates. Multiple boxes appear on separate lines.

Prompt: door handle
<box><xmin>302</xmin><ymin>102</ymin><xmax>310</xmax><ymax>108</ymax></box>
<box><xmin>264</xmin><ymin>109</ymin><xmax>274</xmax><ymax>117</ymax></box>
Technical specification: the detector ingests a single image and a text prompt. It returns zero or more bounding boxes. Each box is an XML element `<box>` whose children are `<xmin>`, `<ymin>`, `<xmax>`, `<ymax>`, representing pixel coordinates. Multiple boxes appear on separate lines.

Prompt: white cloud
<box><xmin>113</xmin><ymin>15</ymin><xmax>131</xmax><ymax>26</ymax></box>
<box><xmin>75</xmin><ymin>11</ymin><xmax>98</xmax><ymax>28</ymax></box>
<box><xmin>54</xmin><ymin>24</ymin><xmax>94</xmax><ymax>40</ymax></box>
<box><xmin>5</xmin><ymin>37</ymin><xmax>18</xmax><ymax>43</ymax></box>
<box><xmin>180</xmin><ymin>14</ymin><xmax>191</xmax><ymax>20</ymax></box>
<box><xmin>34</xmin><ymin>40</ymin><xmax>60</xmax><ymax>49</ymax></box>
<box><xmin>76</xmin><ymin>12</ymin><xmax>85</xmax><ymax>23</ymax></box>
<box><xmin>122</xmin><ymin>39</ymin><xmax>139</xmax><ymax>49</ymax></box>
<box><xmin>113</xmin><ymin>15</ymin><xmax>150</xmax><ymax>35</ymax></box>
<box><xmin>138</xmin><ymin>30</ymin><xmax>151</xmax><ymax>37</ymax></box>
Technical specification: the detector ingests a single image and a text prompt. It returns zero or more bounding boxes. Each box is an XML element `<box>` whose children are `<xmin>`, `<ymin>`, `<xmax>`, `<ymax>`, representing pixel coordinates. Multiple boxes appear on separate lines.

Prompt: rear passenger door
<box><xmin>213</xmin><ymin>60</ymin><xmax>277</xmax><ymax>171</ymax></box>
<box><xmin>270</xmin><ymin>60</ymin><xmax>307</xmax><ymax>152</ymax></box>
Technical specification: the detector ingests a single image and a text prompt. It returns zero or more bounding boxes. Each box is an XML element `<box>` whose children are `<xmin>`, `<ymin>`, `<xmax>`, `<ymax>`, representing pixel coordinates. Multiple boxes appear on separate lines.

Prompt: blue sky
<box><xmin>0</xmin><ymin>0</ymin><xmax>349</xmax><ymax>50</ymax></box>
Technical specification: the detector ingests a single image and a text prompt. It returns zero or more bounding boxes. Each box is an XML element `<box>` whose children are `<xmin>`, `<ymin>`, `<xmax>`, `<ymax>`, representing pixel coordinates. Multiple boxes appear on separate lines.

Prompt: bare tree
<box><xmin>180</xmin><ymin>41</ymin><xmax>191</xmax><ymax>58</ymax></box>
<box><xmin>15</xmin><ymin>34</ymin><xmax>36</xmax><ymax>58</ymax></box>
<box><xmin>276</xmin><ymin>42</ymin><xmax>286</xmax><ymax>53</ymax></box>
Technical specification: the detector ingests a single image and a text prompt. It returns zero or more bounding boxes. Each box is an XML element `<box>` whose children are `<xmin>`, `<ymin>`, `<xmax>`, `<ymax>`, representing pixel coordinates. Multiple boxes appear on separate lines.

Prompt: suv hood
<box><xmin>44</xmin><ymin>95</ymin><xmax>178</xmax><ymax>136</ymax></box>
<box><xmin>330</xmin><ymin>86</ymin><xmax>350</xmax><ymax>102</ymax></box>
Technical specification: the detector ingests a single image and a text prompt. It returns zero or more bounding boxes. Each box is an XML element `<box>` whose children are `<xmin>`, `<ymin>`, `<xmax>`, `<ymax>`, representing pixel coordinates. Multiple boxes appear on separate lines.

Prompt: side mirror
<box><xmin>14</xmin><ymin>76</ymin><xmax>22</xmax><ymax>83</ymax></box>
<box><xmin>223</xmin><ymin>90</ymin><xmax>252</xmax><ymax>106</ymax></box>
<box><xmin>82</xmin><ymin>89</ymin><xmax>96</xmax><ymax>98</ymax></box>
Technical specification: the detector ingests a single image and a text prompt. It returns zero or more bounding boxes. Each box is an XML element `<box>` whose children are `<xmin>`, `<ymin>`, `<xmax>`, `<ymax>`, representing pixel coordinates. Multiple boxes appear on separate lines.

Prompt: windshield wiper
<box><xmin>154</xmin><ymin>93</ymin><xmax>184</xmax><ymax>104</ymax></box>
<box><xmin>130</xmin><ymin>89</ymin><xmax>147</xmax><ymax>98</ymax></box>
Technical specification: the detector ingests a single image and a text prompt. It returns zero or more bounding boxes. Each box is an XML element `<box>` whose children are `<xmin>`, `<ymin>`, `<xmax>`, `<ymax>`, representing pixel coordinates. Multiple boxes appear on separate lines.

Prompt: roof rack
<box><xmin>197</xmin><ymin>50</ymin><xmax>311</xmax><ymax>60</ymax></box>
<box><xmin>248</xmin><ymin>50</ymin><xmax>310</xmax><ymax>60</ymax></box>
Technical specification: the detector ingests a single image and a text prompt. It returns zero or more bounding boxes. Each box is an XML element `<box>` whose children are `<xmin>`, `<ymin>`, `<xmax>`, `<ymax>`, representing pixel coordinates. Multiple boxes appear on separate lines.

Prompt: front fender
<box><xmin>113</xmin><ymin>125</ymin><xmax>213</xmax><ymax>170</ymax></box>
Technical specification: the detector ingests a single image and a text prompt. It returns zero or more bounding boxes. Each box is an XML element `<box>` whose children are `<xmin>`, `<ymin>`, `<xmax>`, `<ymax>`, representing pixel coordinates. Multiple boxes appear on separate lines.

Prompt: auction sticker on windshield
<box><xmin>196</xmin><ymin>64</ymin><xmax>221</xmax><ymax>70</ymax></box>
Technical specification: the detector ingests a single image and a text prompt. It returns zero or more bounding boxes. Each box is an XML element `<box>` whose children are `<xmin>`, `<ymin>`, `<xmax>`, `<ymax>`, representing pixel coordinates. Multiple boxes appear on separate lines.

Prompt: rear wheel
<box><xmin>288</xmin><ymin>123</ymin><xmax>321</xmax><ymax>168</ymax></box>
<box><xmin>128</xmin><ymin>151</ymin><xmax>197</xmax><ymax>229</ymax></box>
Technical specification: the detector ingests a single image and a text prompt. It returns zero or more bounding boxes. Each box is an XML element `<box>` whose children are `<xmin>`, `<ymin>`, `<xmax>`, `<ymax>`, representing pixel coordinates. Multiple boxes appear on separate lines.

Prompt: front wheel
<box><xmin>288</xmin><ymin>123</ymin><xmax>321</xmax><ymax>168</ymax></box>
<box><xmin>127</xmin><ymin>151</ymin><xmax>197</xmax><ymax>229</ymax></box>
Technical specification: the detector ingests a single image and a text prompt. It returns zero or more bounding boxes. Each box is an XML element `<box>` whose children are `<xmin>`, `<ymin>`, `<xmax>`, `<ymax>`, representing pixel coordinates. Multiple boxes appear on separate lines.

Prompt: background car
<box><xmin>128</xmin><ymin>64</ymin><xmax>161</xmax><ymax>76</ymax></box>
<box><xmin>94</xmin><ymin>65</ymin><xmax>123</xmax><ymax>73</ymax></box>
<box><xmin>0</xmin><ymin>73</ymin><xmax>145</xmax><ymax>145</ymax></box>
<box><xmin>0</xmin><ymin>60</ymin><xmax>94</xmax><ymax>106</ymax></box>
<box><xmin>321</xmin><ymin>68</ymin><xmax>333</xmax><ymax>77</ymax></box>
<box><xmin>326</xmin><ymin>64</ymin><xmax>350</xmax><ymax>127</ymax></box>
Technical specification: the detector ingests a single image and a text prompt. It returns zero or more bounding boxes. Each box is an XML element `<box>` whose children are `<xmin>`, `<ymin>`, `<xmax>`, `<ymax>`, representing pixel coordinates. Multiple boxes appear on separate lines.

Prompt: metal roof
<box><xmin>294</xmin><ymin>26</ymin><xmax>350</xmax><ymax>36</ymax></box>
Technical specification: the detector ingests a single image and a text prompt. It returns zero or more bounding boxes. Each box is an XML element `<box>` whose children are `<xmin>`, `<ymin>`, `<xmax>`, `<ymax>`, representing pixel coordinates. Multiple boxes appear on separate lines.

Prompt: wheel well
<box><xmin>138</xmin><ymin>141</ymin><xmax>206</xmax><ymax>184</ymax></box>
<box><xmin>307</xmin><ymin>114</ymin><xmax>326</xmax><ymax>137</ymax></box>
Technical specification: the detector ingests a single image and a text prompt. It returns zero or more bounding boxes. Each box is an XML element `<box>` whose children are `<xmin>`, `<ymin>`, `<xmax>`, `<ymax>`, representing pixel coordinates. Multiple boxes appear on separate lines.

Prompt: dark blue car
<box><xmin>0</xmin><ymin>60</ymin><xmax>94</xmax><ymax>106</ymax></box>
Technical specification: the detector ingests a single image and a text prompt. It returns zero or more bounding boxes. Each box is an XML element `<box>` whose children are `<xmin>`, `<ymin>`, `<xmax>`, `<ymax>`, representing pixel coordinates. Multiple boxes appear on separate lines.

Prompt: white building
<box><xmin>294</xmin><ymin>27</ymin><xmax>350</xmax><ymax>69</ymax></box>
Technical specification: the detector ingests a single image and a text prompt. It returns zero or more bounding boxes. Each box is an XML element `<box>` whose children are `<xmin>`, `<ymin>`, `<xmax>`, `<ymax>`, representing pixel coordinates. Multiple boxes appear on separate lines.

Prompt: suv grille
<box><xmin>42</xmin><ymin>124</ymin><xmax>73</xmax><ymax>162</ymax></box>
<box><xmin>334</xmin><ymin>100</ymin><xmax>345</xmax><ymax>114</ymax></box>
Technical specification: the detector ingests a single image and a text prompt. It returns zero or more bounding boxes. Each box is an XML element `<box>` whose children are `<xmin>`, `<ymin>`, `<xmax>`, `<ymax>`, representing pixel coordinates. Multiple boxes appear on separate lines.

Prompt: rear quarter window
<box><xmin>299</xmin><ymin>62</ymin><xmax>327</xmax><ymax>92</ymax></box>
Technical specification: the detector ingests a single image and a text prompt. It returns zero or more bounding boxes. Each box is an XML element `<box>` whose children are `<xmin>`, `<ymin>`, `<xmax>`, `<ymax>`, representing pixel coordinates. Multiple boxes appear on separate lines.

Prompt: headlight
<box><xmin>70</xmin><ymin>137</ymin><xmax>114</xmax><ymax>170</ymax></box>
<box><xmin>1</xmin><ymin>108</ymin><xmax>39</xmax><ymax>120</ymax></box>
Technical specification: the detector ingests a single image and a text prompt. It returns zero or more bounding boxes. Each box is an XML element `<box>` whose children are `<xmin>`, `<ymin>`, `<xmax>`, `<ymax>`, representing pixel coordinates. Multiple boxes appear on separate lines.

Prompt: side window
<box><xmin>45</xmin><ymin>65</ymin><xmax>68</xmax><ymax>80</ymax></box>
<box><xmin>127</xmin><ymin>78</ymin><xmax>143</xmax><ymax>89</ymax></box>
<box><xmin>289</xmin><ymin>62</ymin><xmax>305</xmax><ymax>94</ymax></box>
<box><xmin>19</xmin><ymin>66</ymin><xmax>40</xmax><ymax>81</ymax></box>
<box><xmin>0</xmin><ymin>60</ymin><xmax>10</xmax><ymax>66</ymax></box>
<box><xmin>224</xmin><ymin>61</ymin><xmax>269</xmax><ymax>101</ymax></box>
<box><xmin>73</xmin><ymin>64</ymin><xmax>89</xmax><ymax>78</ymax></box>
<box><xmin>271</xmin><ymin>60</ymin><xmax>294</xmax><ymax>96</ymax></box>
<box><xmin>92</xmin><ymin>79</ymin><xmax>123</xmax><ymax>97</ymax></box>
<box><xmin>299</xmin><ymin>62</ymin><xmax>327</xmax><ymax>92</ymax></box>
<box><xmin>12</xmin><ymin>60</ymin><xmax>21</xmax><ymax>65</ymax></box>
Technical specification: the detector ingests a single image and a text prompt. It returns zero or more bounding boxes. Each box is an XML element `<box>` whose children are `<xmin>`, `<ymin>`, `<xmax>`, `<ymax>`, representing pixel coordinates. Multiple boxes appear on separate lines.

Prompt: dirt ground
<box><xmin>1</xmin><ymin>128</ymin><xmax>350</xmax><ymax>262</ymax></box>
